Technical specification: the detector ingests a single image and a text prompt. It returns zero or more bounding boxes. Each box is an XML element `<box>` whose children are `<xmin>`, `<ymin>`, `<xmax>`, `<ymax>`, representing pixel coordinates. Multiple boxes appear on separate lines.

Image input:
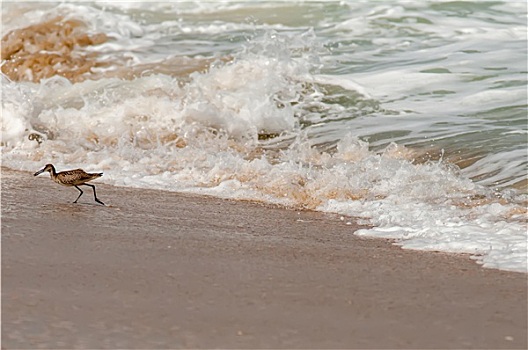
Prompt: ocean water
<box><xmin>1</xmin><ymin>1</ymin><xmax>527</xmax><ymax>272</ymax></box>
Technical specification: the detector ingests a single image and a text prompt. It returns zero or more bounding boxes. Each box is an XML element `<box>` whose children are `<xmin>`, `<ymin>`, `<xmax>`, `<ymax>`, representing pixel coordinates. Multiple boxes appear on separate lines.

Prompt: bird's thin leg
<box><xmin>84</xmin><ymin>183</ymin><xmax>105</xmax><ymax>206</ymax></box>
<box><xmin>73</xmin><ymin>185</ymin><xmax>84</xmax><ymax>203</ymax></box>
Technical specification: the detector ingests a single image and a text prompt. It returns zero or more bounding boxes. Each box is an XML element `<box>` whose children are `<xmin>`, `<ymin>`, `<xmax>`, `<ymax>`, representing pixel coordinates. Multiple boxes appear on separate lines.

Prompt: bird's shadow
<box><xmin>51</xmin><ymin>202</ymin><xmax>107</xmax><ymax>213</ymax></box>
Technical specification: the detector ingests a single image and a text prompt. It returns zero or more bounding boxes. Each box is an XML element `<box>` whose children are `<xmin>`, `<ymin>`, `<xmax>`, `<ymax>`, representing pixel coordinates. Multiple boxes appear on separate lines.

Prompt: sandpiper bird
<box><xmin>34</xmin><ymin>164</ymin><xmax>105</xmax><ymax>205</ymax></box>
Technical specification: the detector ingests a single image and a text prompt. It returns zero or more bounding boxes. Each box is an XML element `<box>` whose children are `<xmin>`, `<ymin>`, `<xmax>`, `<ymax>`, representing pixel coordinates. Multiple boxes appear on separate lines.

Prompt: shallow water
<box><xmin>1</xmin><ymin>1</ymin><xmax>527</xmax><ymax>272</ymax></box>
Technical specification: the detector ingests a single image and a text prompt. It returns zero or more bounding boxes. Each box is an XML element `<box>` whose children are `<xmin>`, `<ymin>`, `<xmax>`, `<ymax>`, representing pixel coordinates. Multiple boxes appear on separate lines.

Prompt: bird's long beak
<box><xmin>34</xmin><ymin>168</ymin><xmax>45</xmax><ymax>176</ymax></box>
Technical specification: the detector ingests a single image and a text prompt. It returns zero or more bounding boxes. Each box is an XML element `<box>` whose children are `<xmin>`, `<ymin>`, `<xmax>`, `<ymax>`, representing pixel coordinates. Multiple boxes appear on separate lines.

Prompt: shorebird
<box><xmin>34</xmin><ymin>164</ymin><xmax>105</xmax><ymax>205</ymax></box>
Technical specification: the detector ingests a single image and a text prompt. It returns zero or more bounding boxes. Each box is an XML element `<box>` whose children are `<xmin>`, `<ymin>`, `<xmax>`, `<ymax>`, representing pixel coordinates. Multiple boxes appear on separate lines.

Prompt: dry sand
<box><xmin>2</xmin><ymin>167</ymin><xmax>527</xmax><ymax>349</ymax></box>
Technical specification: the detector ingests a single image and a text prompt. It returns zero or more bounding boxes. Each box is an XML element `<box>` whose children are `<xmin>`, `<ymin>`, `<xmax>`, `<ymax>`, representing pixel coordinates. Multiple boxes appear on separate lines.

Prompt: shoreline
<box><xmin>2</xmin><ymin>167</ymin><xmax>527</xmax><ymax>348</ymax></box>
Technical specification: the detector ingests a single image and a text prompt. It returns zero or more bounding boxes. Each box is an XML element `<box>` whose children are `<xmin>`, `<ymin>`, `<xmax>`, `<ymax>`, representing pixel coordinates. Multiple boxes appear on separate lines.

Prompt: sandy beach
<box><xmin>1</xmin><ymin>167</ymin><xmax>526</xmax><ymax>349</ymax></box>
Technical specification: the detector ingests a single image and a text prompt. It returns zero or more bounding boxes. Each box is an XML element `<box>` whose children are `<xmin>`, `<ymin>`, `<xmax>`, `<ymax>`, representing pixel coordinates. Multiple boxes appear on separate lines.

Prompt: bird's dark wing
<box><xmin>57</xmin><ymin>169</ymin><xmax>91</xmax><ymax>185</ymax></box>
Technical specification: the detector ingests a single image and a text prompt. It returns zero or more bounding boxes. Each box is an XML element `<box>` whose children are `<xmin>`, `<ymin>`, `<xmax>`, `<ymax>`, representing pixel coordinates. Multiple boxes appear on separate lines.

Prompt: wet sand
<box><xmin>2</xmin><ymin>167</ymin><xmax>527</xmax><ymax>349</ymax></box>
